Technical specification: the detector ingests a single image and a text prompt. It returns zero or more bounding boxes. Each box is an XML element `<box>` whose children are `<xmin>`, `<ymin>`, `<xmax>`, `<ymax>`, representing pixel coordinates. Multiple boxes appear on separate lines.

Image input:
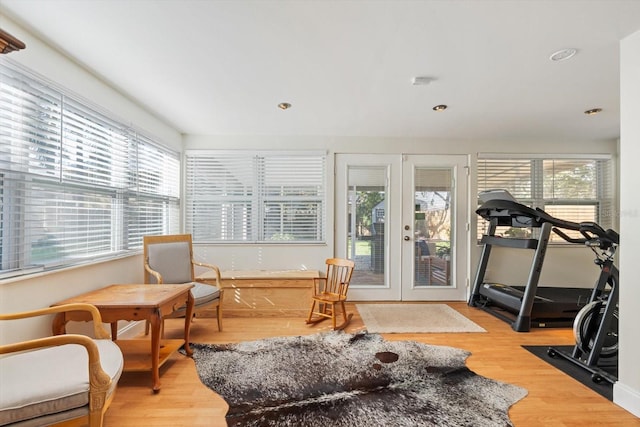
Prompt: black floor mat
<box><xmin>522</xmin><ymin>345</ymin><xmax>616</xmax><ymax>401</ymax></box>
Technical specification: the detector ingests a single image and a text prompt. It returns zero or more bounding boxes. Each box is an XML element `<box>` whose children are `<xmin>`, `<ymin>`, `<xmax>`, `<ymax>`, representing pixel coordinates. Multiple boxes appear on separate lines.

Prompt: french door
<box><xmin>335</xmin><ymin>154</ymin><xmax>468</xmax><ymax>301</ymax></box>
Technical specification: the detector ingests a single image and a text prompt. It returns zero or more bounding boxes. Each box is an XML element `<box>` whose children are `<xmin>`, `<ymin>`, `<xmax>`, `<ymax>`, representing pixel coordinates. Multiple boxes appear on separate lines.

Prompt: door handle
<box><xmin>404</xmin><ymin>236</ymin><xmax>411</xmax><ymax>241</ymax></box>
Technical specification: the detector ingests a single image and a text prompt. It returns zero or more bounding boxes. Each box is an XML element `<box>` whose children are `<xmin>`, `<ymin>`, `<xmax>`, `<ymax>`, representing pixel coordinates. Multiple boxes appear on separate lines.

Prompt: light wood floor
<box><xmin>106</xmin><ymin>302</ymin><xmax>640</xmax><ymax>426</ymax></box>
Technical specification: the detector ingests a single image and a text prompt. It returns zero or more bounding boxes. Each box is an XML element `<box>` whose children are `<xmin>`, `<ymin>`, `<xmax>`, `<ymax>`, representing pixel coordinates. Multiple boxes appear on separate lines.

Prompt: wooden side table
<box><xmin>51</xmin><ymin>284</ymin><xmax>194</xmax><ymax>392</ymax></box>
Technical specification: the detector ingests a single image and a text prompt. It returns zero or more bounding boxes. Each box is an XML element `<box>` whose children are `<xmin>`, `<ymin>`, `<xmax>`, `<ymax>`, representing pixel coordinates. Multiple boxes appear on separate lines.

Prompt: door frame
<box><xmin>335</xmin><ymin>153</ymin><xmax>469</xmax><ymax>301</ymax></box>
<box><xmin>335</xmin><ymin>154</ymin><xmax>403</xmax><ymax>301</ymax></box>
<box><xmin>400</xmin><ymin>154</ymin><xmax>469</xmax><ymax>301</ymax></box>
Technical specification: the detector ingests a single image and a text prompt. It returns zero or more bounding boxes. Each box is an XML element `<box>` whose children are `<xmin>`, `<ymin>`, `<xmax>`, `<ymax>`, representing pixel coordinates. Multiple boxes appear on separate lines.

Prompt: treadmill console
<box><xmin>478</xmin><ymin>189</ymin><xmax>518</xmax><ymax>204</ymax></box>
<box><xmin>477</xmin><ymin>189</ymin><xmax>539</xmax><ymax>227</ymax></box>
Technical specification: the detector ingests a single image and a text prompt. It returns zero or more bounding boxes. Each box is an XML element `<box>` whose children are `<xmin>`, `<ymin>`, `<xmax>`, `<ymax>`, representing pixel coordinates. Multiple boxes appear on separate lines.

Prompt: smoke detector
<box><xmin>549</xmin><ymin>48</ymin><xmax>578</xmax><ymax>62</ymax></box>
<box><xmin>412</xmin><ymin>76</ymin><xmax>435</xmax><ymax>86</ymax></box>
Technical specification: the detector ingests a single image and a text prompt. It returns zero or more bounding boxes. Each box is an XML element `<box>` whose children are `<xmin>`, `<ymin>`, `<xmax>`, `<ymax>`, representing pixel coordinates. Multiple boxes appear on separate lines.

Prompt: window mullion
<box><xmin>254</xmin><ymin>155</ymin><xmax>263</xmax><ymax>242</ymax></box>
<box><xmin>532</xmin><ymin>159</ymin><xmax>544</xmax><ymax>208</ymax></box>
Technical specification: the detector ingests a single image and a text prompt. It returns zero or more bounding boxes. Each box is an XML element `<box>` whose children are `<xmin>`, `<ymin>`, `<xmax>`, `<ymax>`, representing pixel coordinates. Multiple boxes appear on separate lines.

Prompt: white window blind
<box><xmin>0</xmin><ymin>60</ymin><xmax>180</xmax><ymax>278</ymax></box>
<box><xmin>477</xmin><ymin>155</ymin><xmax>614</xmax><ymax>242</ymax></box>
<box><xmin>185</xmin><ymin>151</ymin><xmax>326</xmax><ymax>243</ymax></box>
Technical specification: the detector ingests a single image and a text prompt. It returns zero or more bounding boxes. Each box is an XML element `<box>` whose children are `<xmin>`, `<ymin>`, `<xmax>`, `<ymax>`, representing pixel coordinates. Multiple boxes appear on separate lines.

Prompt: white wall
<box><xmin>484</xmin><ymin>246</ymin><xmax>603</xmax><ymax>287</ymax></box>
<box><xmin>616</xmin><ymin>29</ymin><xmax>640</xmax><ymax>417</ymax></box>
<box><xmin>0</xmin><ymin>256</ymin><xmax>143</xmax><ymax>342</ymax></box>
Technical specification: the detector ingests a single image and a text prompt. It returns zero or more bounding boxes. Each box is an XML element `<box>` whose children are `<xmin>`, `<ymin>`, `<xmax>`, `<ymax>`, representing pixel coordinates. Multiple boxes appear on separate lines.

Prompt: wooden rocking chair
<box><xmin>306</xmin><ymin>258</ymin><xmax>355</xmax><ymax>330</ymax></box>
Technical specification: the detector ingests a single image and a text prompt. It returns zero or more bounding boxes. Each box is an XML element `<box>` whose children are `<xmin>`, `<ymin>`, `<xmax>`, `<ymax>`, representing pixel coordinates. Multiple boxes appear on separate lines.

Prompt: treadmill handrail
<box><xmin>579</xmin><ymin>221</ymin><xmax>619</xmax><ymax>245</ymax></box>
<box><xmin>552</xmin><ymin>225</ymin><xmax>619</xmax><ymax>250</ymax></box>
<box><xmin>551</xmin><ymin>227</ymin><xmax>586</xmax><ymax>244</ymax></box>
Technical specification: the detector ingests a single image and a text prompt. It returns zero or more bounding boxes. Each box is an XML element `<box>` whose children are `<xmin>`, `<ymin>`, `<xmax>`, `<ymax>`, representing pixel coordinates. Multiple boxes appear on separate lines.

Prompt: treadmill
<box><xmin>468</xmin><ymin>189</ymin><xmax>592</xmax><ymax>332</ymax></box>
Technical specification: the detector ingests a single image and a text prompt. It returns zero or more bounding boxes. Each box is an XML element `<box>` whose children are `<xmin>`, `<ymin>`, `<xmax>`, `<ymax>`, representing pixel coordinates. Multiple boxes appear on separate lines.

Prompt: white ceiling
<box><xmin>2</xmin><ymin>0</ymin><xmax>640</xmax><ymax>142</ymax></box>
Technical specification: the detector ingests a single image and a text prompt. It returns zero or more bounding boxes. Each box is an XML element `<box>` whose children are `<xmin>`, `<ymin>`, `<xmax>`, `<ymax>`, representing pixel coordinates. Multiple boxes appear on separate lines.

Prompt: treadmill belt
<box><xmin>480</xmin><ymin>283</ymin><xmax>592</xmax><ymax>318</ymax></box>
<box><xmin>511</xmin><ymin>286</ymin><xmax>592</xmax><ymax>304</ymax></box>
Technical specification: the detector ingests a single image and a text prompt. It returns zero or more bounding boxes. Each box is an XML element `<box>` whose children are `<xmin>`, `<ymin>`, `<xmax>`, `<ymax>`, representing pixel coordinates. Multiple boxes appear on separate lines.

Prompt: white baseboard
<box><xmin>116</xmin><ymin>320</ymin><xmax>145</xmax><ymax>339</ymax></box>
<box><xmin>614</xmin><ymin>382</ymin><xmax>640</xmax><ymax>418</ymax></box>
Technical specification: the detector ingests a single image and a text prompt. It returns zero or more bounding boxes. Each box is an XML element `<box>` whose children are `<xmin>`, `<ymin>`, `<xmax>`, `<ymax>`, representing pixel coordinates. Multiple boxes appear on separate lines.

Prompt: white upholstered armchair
<box><xmin>0</xmin><ymin>303</ymin><xmax>123</xmax><ymax>427</ymax></box>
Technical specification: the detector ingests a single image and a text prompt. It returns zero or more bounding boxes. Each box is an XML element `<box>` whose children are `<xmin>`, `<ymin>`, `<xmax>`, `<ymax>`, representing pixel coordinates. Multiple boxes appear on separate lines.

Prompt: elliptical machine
<box><xmin>548</xmin><ymin>222</ymin><xmax>619</xmax><ymax>385</ymax></box>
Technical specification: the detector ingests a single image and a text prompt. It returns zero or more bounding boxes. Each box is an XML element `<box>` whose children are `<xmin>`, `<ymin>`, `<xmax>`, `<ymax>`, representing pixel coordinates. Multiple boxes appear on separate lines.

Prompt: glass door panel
<box><xmin>413</xmin><ymin>168</ymin><xmax>452</xmax><ymax>287</ymax></box>
<box><xmin>347</xmin><ymin>166</ymin><xmax>387</xmax><ymax>288</ymax></box>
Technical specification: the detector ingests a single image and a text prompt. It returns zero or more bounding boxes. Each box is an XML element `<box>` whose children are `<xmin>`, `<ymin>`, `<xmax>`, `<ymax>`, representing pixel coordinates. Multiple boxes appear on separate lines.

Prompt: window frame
<box><xmin>184</xmin><ymin>150</ymin><xmax>327</xmax><ymax>244</ymax></box>
<box><xmin>0</xmin><ymin>60</ymin><xmax>180</xmax><ymax>279</ymax></box>
<box><xmin>476</xmin><ymin>153</ymin><xmax>614</xmax><ymax>243</ymax></box>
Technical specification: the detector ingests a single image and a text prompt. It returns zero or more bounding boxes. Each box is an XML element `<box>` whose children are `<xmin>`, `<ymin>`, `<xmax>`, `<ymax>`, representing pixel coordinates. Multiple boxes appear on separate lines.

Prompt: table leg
<box><xmin>183</xmin><ymin>291</ymin><xmax>194</xmax><ymax>357</ymax></box>
<box><xmin>110</xmin><ymin>322</ymin><xmax>118</xmax><ymax>340</ymax></box>
<box><xmin>51</xmin><ymin>313</ymin><xmax>67</xmax><ymax>335</ymax></box>
<box><xmin>149</xmin><ymin>309</ymin><xmax>162</xmax><ymax>392</ymax></box>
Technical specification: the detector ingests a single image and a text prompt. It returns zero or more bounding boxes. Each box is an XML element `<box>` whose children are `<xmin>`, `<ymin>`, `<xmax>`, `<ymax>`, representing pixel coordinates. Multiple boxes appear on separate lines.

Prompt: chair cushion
<box><xmin>147</xmin><ymin>241</ymin><xmax>192</xmax><ymax>284</ymax></box>
<box><xmin>190</xmin><ymin>282</ymin><xmax>220</xmax><ymax>304</ymax></box>
<box><xmin>171</xmin><ymin>282</ymin><xmax>221</xmax><ymax>317</ymax></box>
<box><xmin>0</xmin><ymin>339</ymin><xmax>124</xmax><ymax>426</ymax></box>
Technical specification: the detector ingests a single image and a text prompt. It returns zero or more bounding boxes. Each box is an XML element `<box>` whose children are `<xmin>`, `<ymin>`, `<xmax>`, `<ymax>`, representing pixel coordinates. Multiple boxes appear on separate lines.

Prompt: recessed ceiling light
<box><xmin>432</xmin><ymin>104</ymin><xmax>447</xmax><ymax>112</ymax></box>
<box><xmin>549</xmin><ymin>48</ymin><xmax>578</xmax><ymax>62</ymax></box>
<box><xmin>277</xmin><ymin>102</ymin><xmax>291</xmax><ymax>110</ymax></box>
<box><xmin>584</xmin><ymin>108</ymin><xmax>602</xmax><ymax>115</ymax></box>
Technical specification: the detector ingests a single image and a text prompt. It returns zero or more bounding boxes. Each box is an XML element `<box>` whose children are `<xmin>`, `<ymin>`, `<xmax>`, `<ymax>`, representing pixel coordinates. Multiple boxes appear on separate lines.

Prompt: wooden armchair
<box><xmin>0</xmin><ymin>303</ymin><xmax>123</xmax><ymax>427</ymax></box>
<box><xmin>143</xmin><ymin>234</ymin><xmax>224</xmax><ymax>333</ymax></box>
<box><xmin>306</xmin><ymin>258</ymin><xmax>355</xmax><ymax>330</ymax></box>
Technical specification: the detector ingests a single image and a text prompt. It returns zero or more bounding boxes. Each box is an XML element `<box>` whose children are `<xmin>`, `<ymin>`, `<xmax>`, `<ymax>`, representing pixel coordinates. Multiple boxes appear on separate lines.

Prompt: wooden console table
<box><xmin>51</xmin><ymin>284</ymin><xmax>194</xmax><ymax>392</ymax></box>
<box><xmin>197</xmin><ymin>269</ymin><xmax>319</xmax><ymax>317</ymax></box>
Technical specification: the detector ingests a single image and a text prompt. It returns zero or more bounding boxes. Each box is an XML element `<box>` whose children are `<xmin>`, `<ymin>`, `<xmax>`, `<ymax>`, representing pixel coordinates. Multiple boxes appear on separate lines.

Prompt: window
<box><xmin>185</xmin><ymin>150</ymin><xmax>326</xmax><ymax>243</ymax></box>
<box><xmin>0</xmin><ymin>60</ymin><xmax>179</xmax><ymax>278</ymax></box>
<box><xmin>477</xmin><ymin>155</ymin><xmax>614</xmax><ymax>242</ymax></box>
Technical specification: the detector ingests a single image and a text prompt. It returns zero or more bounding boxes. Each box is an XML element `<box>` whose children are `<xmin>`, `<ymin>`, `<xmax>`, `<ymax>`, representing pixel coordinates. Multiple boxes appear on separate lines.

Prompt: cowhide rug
<box><xmin>188</xmin><ymin>331</ymin><xmax>527</xmax><ymax>426</ymax></box>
